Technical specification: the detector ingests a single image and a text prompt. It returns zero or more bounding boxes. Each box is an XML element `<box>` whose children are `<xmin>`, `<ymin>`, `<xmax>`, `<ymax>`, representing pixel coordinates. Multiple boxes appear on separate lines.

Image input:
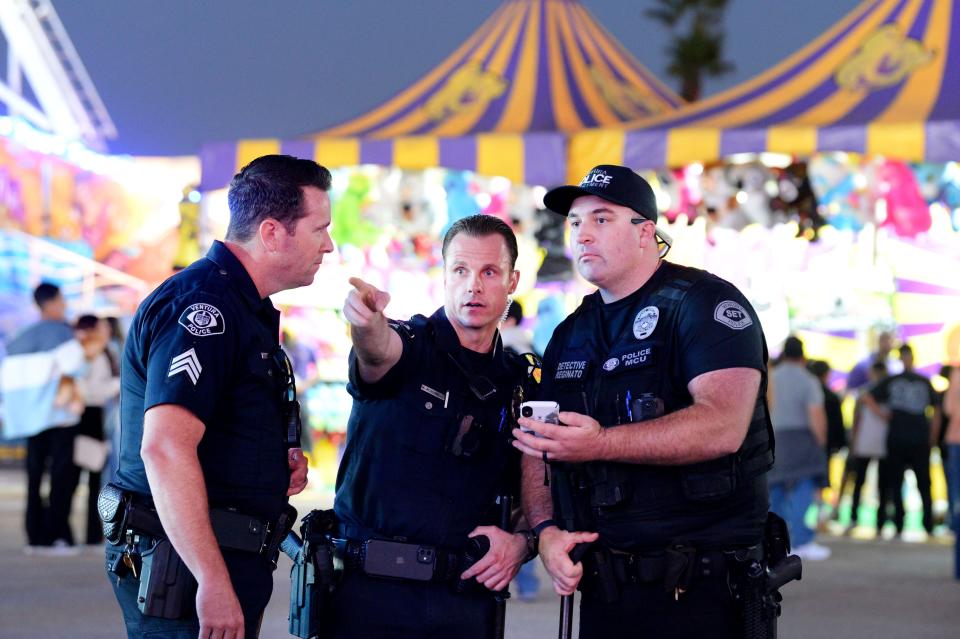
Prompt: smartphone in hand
<box><xmin>520</xmin><ymin>401</ymin><xmax>560</xmax><ymax>435</ymax></box>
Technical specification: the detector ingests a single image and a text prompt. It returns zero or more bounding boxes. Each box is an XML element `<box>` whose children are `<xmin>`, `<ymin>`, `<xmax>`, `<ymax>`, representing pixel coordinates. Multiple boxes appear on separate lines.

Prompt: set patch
<box><xmin>633</xmin><ymin>306</ymin><xmax>659</xmax><ymax>340</ymax></box>
<box><xmin>178</xmin><ymin>303</ymin><xmax>224</xmax><ymax>337</ymax></box>
<box><xmin>714</xmin><ymin>300</ymin><xmax>753</xmax><ymax>330</ymax></box>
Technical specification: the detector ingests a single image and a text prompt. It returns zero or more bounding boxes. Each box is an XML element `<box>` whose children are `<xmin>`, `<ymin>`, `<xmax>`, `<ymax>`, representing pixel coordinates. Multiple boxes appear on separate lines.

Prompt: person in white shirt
<box><xmin>73</xmin><ymin>315</ymin><xmax>120</xmax><ymax>545</ymax></box>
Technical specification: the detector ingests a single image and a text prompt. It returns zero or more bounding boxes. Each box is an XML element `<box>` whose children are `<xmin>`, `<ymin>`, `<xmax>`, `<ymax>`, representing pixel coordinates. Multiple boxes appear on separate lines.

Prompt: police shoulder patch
<box><xmin>178</xmin><ymin>303</ymin><xmax>225</xmax><ymax>337</ymax></box>
<box><xmin>713</xmin><ymin>300</ymin><xmax>753</xmax><ymax>330</ymax></box>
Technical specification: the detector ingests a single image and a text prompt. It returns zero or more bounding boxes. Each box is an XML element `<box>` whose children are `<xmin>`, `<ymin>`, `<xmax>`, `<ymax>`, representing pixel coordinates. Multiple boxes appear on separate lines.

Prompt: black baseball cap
<box><xmin>543</xmin><ymin>164</ymin><xmax>672</xmax><ymax>255</ymax></box>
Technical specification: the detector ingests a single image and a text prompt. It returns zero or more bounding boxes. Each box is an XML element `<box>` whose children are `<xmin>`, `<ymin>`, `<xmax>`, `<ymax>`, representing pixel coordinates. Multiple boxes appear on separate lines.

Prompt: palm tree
<box><xmin>645</xmin><ymin>0</ymin><xmax>734</xmax><ymax>102</ymax></box>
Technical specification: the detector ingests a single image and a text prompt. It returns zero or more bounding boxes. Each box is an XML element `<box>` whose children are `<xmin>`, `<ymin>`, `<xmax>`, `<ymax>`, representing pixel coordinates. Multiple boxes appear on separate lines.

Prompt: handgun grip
<box><xmin>766</xmin><ymin>554</ymin><xmax>802</xmax><ymax>591</ymax></box>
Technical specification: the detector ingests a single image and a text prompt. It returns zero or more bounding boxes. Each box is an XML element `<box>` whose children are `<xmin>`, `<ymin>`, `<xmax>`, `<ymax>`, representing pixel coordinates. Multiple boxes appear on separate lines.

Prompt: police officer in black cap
<box><xmin>513</xmin><ymin>165</ymin><xmax>778</xmax><ymax>638</ymax></box>
<box><xmin>331</xmin><ymin>214</ymin><xmax>537</xmax><ymax>638</ymax></box>
<box><xmin>107</xmin><ymin>155</ymin><xmax>334</xmax><ymax>639</ymax></box>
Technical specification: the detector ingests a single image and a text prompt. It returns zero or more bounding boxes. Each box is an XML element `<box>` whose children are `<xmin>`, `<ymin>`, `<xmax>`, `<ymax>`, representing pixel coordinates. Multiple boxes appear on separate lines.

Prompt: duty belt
<box><xmin>106</xmin><ymin>487</ymin><xmax>288</xmax><ymax>556</ymax></box>
<box><xmin>582</xmin><ymin>543</ymin><xmax>764</xmax><ymax>601</ymax></box>
<box><xmin>333</xmin><ymin>538</ymin><xmax>468</xmax><ymax>582</ymax></box>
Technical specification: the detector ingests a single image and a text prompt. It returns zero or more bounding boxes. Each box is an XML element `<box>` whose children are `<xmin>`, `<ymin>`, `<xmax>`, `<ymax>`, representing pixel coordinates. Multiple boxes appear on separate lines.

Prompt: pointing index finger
<box><xmin>348</xmin><ymin>277</ymin><xmax>381</xmax><ymax>311</ymax></box>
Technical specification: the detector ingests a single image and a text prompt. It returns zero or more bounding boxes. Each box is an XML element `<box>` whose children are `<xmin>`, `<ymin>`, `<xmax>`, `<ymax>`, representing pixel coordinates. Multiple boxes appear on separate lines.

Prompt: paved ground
<box><xmin>1</xmin><ymin>466</ymin><xmax>958</xmax><ymax>639</ymax></box>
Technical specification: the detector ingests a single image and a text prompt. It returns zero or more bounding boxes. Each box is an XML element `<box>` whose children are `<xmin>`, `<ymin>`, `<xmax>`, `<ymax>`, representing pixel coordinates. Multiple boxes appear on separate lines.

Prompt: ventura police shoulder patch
<box><xmin>632</xmin><ymin>306</ymin><xmax>659</xmax><ymax>340</ymax></box>
<box><xmin>178</xmin><ymin>303</ymin><xmax>225</xmax><ymax>337</ymax></box>
<box><xmin>713</xmin><ymin>300</ymin><xmax>753</xmax><ymax>330</ymax></box>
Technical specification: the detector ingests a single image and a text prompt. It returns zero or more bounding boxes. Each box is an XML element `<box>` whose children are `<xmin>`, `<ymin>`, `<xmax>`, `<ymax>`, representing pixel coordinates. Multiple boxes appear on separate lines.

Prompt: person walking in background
<box><xmin>863</xmin><ymin>344</ymin><xmax>939</xmax><ymax>539</ymax></box>
<box><xmin>847</xmin><ymin>330</ymin><xmax>900</xmax><ymax>393</ymax></box>
<box><xmin>808</xmin><ymin>359</ymin><xmax>845</xmax><ymax>525</ymax></box>
<box><xmin>942</xmin><ymin>366</ymin><xmax>960</xmax><ymax>578</ymax></box>
<box><xmin>841</xmin><ymin>361</ymin><xmax>889</xmax><ymax>532</ymax></box>
<box><xmin>934</xmin><ymin>365</ymin><xmax>953</xmax><ymax>527</ymax></box>
<box><xmin>500</xmin><ymin>299</ymin><xmax>541</xmax><ymax>602</ymax></box>
<box><xmin>809</xmin><ymin>360</ymin><xmax>846</xmax><ymax>461</ymax></box>
<box><xmin>1</xmin><ymin>283</ymin><xmax>86</xmax><ymax>555</ymax></box>
<box><xmin>102</xmin><ymin>317</ymin><xmax>125</xmax><ymax>484</ymax></box>
<box><xmin>769</xmin><ymin>336</ymin><xmax>830</xmax><ymax>560</ymax></box>
<box><xmin>72</xmin><ymin>315</ymin><xmax>120</xmax><ymax>546</ymax></box>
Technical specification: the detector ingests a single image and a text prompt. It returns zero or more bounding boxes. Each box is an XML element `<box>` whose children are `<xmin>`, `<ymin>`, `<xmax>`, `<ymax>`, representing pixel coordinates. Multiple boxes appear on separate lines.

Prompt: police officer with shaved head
<box><xmin>514</xmin><ymin>165</ymin><xmax>791</xmax><ymax>638</ymax></box>
<box><xmin>105</xmin><ymin>155</ymin><xmax>334</xmax><ymax>639</ymax></box>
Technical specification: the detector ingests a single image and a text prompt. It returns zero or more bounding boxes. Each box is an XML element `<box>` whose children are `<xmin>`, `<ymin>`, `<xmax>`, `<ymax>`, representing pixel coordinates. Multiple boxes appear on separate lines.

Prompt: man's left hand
<box><xmin>512</xmin><ymin>411</ymin><xmax>606</xmax><ymax>463</ymax></box>
<box><xmin>286</xmin><ymin>448</ymin><xmax>308</xmax><ymax>496</ymax></box>
<box><xmin>459</xmin><ymin>525</ymin><xmax>528</xmax><ymax>592</ymax></box>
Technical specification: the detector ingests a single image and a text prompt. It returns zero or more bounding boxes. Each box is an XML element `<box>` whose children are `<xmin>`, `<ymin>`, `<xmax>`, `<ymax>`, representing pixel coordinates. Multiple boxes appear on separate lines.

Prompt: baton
<box><xmin>492</xmin><ymin>494</ymin><xmax>512</xmax><ymax>639</ymax></box>
<box><xmin>558</xmin><ymin>542</ymin><xmax>592</xmax><ymax>639</ymax></box>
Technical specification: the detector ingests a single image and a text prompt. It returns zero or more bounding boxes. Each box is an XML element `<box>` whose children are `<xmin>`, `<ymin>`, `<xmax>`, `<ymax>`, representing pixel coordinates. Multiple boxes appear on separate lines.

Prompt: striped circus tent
<box><xmin>200</xmin><ymin>0</ymin><xmax>683</xmax><ymax>190</ymax></box>
<box><xmin>568</xmin><ymin>0</ymin><xmax>960</xmax><ymax>179</ymax></box>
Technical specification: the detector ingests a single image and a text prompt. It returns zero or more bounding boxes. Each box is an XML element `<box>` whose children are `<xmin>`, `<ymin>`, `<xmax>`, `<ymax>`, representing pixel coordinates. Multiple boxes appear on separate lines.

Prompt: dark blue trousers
<box><xmin>328</xmin><ymin>568</ymin><xmax>497</xmax><ymax>639</ymax></box>
<box><xmin>106</xmin><ymin>539</ymin><xmax>273</xmax><ymax>639</ymax></box>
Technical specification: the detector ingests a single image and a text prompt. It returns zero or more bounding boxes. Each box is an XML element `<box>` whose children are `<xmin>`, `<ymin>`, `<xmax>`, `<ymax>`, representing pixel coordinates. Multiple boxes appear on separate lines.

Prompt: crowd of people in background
<box><xmin>1</xmin><ymin>280</ymin><xmax>958</xmax><ymax>584</ymax></box>
<box><xmin>0</xmin><ymin>283</ymin><xmax>122</xmax><ymax>555</ymax></box>
<box><xmin>767</xmin><ymin>330</ymin><xmax>957</xmax><ymax>581</ymax></box>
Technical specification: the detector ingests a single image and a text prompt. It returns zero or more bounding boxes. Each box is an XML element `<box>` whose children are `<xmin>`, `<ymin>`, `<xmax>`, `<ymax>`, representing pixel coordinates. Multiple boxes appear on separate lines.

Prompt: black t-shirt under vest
<box><xmin>539</xmin><ymin>261</ymin><xmax>770</xmax><ymax>551</ymax></box>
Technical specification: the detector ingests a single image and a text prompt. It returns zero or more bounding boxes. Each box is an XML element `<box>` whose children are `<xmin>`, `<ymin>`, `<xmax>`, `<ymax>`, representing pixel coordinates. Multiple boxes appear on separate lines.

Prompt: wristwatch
<box><xmin>527</xmin><ymin>518</ymin><xmax>560</xmax><ymax>558</ymax></box>
<box><xmin>517</xmin><ymin>529</ymin><xmax>537</xmax><ymax>562</ymax></box>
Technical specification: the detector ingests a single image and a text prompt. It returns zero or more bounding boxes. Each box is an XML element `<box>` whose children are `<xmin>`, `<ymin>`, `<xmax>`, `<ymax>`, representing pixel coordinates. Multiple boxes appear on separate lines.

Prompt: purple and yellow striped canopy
<box><xmin>200</xmin><ymin>0</ymin><xmax>683</xmax><ymax>190</ymax></box>
<box><xmin>317</xmin><ymin>0</ymin><xmax>681</xmax><ymax>138</ymax></box>
<box><xmin>569</xmin><ymin>0</ymin><xmax>960</xmax><ymax>179</ymax></box>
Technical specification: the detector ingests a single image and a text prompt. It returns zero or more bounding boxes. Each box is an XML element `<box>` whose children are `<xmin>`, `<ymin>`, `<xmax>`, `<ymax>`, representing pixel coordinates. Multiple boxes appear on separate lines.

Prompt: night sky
<box><xmin>52</xmin><ymin>0</ymin><xmax>863</xmax><ymax>156</ymax></box>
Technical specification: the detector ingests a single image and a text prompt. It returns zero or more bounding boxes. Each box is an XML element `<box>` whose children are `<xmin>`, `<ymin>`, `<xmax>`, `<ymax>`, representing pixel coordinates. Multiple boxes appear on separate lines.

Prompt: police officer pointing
<box><xmin>107</xmin><ymin>155</ymin><xmax>334</xmax><ymax>639</ymax></box>
<box><xmin>514</xmin><ymin>165</ymin><xmax>779</xmax><ymax>638</ymax></box>
<box><xmin>329</xmin><ymin>214</ymin><xmax>536</xmax><ymax>638</ymax></box>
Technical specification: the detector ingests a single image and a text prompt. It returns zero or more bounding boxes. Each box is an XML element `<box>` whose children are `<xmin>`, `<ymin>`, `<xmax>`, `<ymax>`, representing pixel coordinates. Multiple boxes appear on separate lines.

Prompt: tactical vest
<box><xmin>335</xmin><ymin>313</ymin><xmax>534</xmax><ymax>548</ymax></box>
<box><xmin>550</xmin><ymin>270</ymin><xmax>774</xmax><ymax>539</ymax></box>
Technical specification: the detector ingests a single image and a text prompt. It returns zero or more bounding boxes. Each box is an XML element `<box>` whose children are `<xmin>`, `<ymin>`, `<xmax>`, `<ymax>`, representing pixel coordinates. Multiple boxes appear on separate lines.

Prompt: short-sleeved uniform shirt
<box><xmin>870</xmin><ymin>371</ymin><xmax>937</xmax><ymax>449</ymax></box>
<box><xmin>334</xmin><ymin>308</ymin><xmax>527</xmax><ymax>550</ymax></box>
<box><xmin>116</xmin><ymin>241</ymin><xmax>289</xmax><ymax>521</ymax></box>
<box><xmin>539</xmin><ymin>261</ymin><xmax>769</xmax><ymax>549</ymax></box>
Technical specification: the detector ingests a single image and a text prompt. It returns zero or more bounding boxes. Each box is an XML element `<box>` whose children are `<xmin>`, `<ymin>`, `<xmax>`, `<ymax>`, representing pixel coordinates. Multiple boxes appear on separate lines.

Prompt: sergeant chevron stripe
<box><xmin>168</xmin><ymin>348</ymin><xmax>202</xmax><ymax>385</ymax></box>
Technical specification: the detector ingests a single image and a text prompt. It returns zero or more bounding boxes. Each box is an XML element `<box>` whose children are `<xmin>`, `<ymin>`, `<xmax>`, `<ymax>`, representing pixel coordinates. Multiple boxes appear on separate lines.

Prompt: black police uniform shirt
<box><xmin>116</xmin><ymin>240</ymin><xmax>289</xmax><ymax>522</ymax></box>
<box><xmin>539</xmin><ymin>261</ymin><xmax>769</xmax><ymax>550</ymax></box>
<box><xmin>334</xmin><ymin>307</ymin><xmax>525</xmax><ymax>550</ymax></box>
<box><xmin>870</xmin><ymin>371</ymin><xmax>937</xmax><ymax>448</ymax></box>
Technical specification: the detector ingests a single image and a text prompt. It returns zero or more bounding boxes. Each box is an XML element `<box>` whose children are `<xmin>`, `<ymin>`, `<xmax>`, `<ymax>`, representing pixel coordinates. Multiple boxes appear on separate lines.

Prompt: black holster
<box><xmin>286</xmin><ymin>509</ymin><xmax>339</xmax><ymax>639</ymax></box>
<box><xmin>137</xmin><ymin>537</ymin><xmax>197</xmax><ymax>619</ymax></box>
<box><xmin>736</xmin><ymin>513</ymin><xmax>803</xmax><ymax>639</ymax></box>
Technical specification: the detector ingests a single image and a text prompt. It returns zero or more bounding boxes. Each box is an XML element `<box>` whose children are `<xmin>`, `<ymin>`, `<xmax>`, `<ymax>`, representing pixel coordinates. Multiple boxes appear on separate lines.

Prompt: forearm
<box><xmin>521</xmin><ymin>455</ymin><xmax>554</xmax><ymax>527</ymax></box>
<box><xmin>350</xmin><ymin>312</ymin><xmax>393</xmax><ymax>364</ymax></box>
<box><xmin>597</xmin><ymin>401</ymin><xmax>749</xmax><ymax>465</ymax></box>
<box><xmin>861</xmin><ymin>394</ymin><xmax>890</xmax><ymax>420</ymax></box>
<box><xmin>350</xmin><ymin>316</ymin><xmax>402</xmax><ymax>383</ymax></box>
<box><xmin>143</xmin><ymin>447</ymin><xmax>229</xmax><ymax>585</ymax></box>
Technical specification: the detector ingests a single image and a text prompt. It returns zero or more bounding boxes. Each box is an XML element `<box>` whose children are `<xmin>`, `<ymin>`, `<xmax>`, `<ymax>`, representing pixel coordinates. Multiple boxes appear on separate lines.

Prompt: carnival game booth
<box><xmin>0</xmin><ymin>118</ymin><xmax>199</xmax><ymax>462</ymax></box>
<box><xmin>550</xmin><ymin>0</ymin><xmax>960</xmax><ymax>533</ymax></box>
<box><xmin>566</xmin><ymin>0</ymin><xmax>960</xmax><ymax>378</ymax></box>
<box><xmin>198</xmin><ymin>0</ymin><xmax>685</xmax><ymax>481</ymax></box>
